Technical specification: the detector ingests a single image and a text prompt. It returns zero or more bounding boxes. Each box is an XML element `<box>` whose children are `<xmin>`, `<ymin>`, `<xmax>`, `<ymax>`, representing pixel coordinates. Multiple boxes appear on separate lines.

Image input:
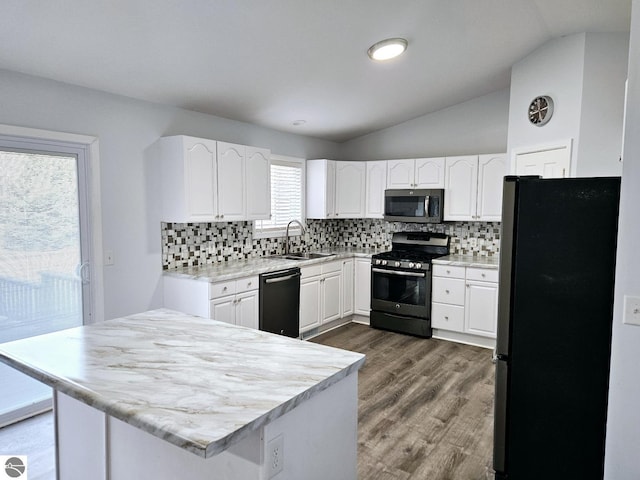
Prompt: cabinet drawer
<box><xmin>431</xmin><ymin>303</ymin><xmax>464</xmax><ymax>332</ymax></box>
<box><xmin>235</xmin><ymin>275</ymin><xmax>258</xmax><ymax>293</ymax></box>
<box><xmin>301</xmin><ymin>265</ymin><xmax>322</xmax><ymax>279</ymax></box>
<box><xmin>321</xmin><ymin>260</ymin><xmax>342</xmax><ymax>275</ymax></box>
<box><xmin>466</xmin><ymin>267</ymin><xmax>499</xmax><ymax>283</ymax></box>
<box><xmin>432</xmin><ymin>278</ymin><xmax>465</xmax><ymax>305</ymax></box>
<box><xmin>433</xmin><ymin>265</ymin><xmax>465</xmax><ymax>279</ymax></box>
<box><xmin>210</xmin><ymin>280</ymin><xmax>236</xmax><ymax>299</ymax></box>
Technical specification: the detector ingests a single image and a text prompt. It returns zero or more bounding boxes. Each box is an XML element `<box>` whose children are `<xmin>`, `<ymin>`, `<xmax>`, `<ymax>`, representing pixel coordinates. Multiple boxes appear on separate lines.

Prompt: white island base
<box><xmin>56</xmin><ymin>372</ymin><xmax>357</xmax><ymax>480</ymax></box>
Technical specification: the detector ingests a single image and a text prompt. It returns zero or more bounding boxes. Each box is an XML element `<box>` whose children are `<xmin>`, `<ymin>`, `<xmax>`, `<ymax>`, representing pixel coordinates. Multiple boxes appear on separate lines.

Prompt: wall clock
<box><xmin>528</xmin><ymin>95</ymin><xmax>554</xmax><ymax>126</ymax></box>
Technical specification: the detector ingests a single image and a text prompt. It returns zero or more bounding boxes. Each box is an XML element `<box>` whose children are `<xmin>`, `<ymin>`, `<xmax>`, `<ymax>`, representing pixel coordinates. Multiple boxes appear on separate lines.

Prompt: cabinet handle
<box><xmin>481</xmin><ymin>273</ymin><xmax>485</xmax><ymax>278</ymax></box>
<box><xmin>444</xmin><ymin>316</ymin><xmax>449</xmax><ymax>320</ymax></box>
<box><xmin>247</xmin><ymin>281</ymin><xmax>252</xmax><ymax>286</ymax></box>
<box><xmin>222</xmin><ymin>286</ymin><xmax>227</xmax><ymax>291</ymax></box>
<box><xmin>466</xmin><ymin>284</ymin><xmax>470</xmax><ymax>287</ymax></box>
<box><xmin>446</xmin><ymin>270</ymin><xmax>450</xmax><ymax>274</ymax></box>
<box><xmin>445</xmin><ymin>289</ymin><xmax>450</xmax><ymax>294</ymax></box>
<box><xmin>220</xmin><ymin>214</ymin><xmax>224</xmax><ymax>219</ymax></box>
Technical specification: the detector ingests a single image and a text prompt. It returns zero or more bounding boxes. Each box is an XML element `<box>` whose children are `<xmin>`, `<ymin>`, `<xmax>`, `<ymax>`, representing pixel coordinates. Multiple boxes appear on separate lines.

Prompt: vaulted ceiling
<box><xmin>0</xmin><ymin>1</ymin><xmax>631</xmax><ymax>142</ymax></box>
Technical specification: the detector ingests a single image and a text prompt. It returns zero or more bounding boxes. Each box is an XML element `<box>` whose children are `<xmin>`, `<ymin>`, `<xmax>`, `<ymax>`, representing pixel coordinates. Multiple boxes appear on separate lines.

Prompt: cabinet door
<box><xmin>444</xmin><ymin>155</ymin><xmax>479</xmax><ymax>221</ymax></box>
<box><xmin>515</xmin><ymin>146</ymin><xmax>570</xmax><ymax>178</ymax></box>
<box><xmin>210</xmin><ymin>295</ymin><xmax>236</xmax><ymax>325</ymax></box>
<box><xmin>477</xmin><ymin>154</ymin><xmax>507</xmax><ymax>221</ymax></box>
<box><xmin>216</xmin><ymin>142</ymin><xmax>245</xmax><ymax>221</ymax></box>
<box><xmin>414</xmin><ymin>158</ymin><xmax>445</xmax><ymax>188</ymax></box>
<box><xmin>365</xmin><ymin>161</ymin><xmax>387</xmax><ymax>218</ymax></box>
<box><xmin>183</xmin><ymin>138</ymin><xmax>217</xmax><ymax>221</ymax></box>
<box><xmin>306</xmin><ymin>159</ymin><xmax>337</xmax><ymax>219</ymax></box>
<box><xmin>386</xmin><ymin>159</ymin><xmax>415</xmax><ymax>188</ymax></box>
<box><xmin>300</xmin><ymin>277</ymin><xmax>321</xmax><ymax>332</ymax></box>
<box><xmin>236</xmin><ymin>291</ymin><xmax>258</xmax><ymax>330</ymax></box>
<box><xmin>321</xmin><ymin>272</ymin><xmax>342</xmax><ymax>323</ymax></box>
<box><xmin>326</xmin><ymin>160</ymin><xmax>336</xmax><ymax>217</ymax></box>
<box><xmin>245</xmin><ymin>147</ymin><xmax>271</xmax><ymax>221</ymax></box>
<box><xmin>335</xmin><ymin>162</ymin><xmax>366</xmax><ymax>218</ymax></box>
<box><xmin>354</xmin><ymin>258</ymin><xmax>371</xmax><ymax>316</ymax></box>
<box><xmin>341</xmin><ymin>259</ymin><xmax>354</xmax><ymax>317</ymax></box>
<box><xmin>465</xmin><ymin>281</ymin><xmax>499</xmax><ymax>337</ymax></box>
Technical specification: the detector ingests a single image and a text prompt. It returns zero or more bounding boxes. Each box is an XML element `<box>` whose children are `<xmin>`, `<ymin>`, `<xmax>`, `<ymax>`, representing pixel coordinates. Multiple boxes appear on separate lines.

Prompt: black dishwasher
<box><xmin>259</xmin><ymin>267</ymin><xmax>301</xmax><ymax>338</ymax></box>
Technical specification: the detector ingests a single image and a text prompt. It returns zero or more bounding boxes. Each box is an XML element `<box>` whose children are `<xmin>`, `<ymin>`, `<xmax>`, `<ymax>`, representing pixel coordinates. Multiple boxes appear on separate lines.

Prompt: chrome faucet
<box><xmin>285</xmin><ymin>220</ymin><xmax>306</xmax><ymax>255</ymax></box>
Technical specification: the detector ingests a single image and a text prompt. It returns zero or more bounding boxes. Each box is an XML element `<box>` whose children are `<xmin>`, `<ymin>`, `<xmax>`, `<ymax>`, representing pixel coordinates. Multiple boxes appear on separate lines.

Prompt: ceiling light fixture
<box><xmin>367</xmin><ymin>38</ymin><xmax>408</xmax><ymax>61</ymax></box>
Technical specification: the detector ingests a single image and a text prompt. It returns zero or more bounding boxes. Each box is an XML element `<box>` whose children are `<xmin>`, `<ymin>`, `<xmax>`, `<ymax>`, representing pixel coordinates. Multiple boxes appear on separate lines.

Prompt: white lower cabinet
<box><xmin>210</xmin><ymin>290</ymin><xmax>258</xmax><ymax>329</ymax></box>
<box><xmin>322</xmin><ymin>269</ymin><xmax>342</xmax><ymax>323</ymax></box>
<box><xmin>299</xmin><ymin>259</ymin><xmax>360</xmax><ymax>334</ymax></box>
<box><xmin>300</xmin><ymin>271</ymin><xmax>322</xmax><ymax>332</ymax></box>
<box><xmin>164</xmin><ymin>275</ymin><xmax>259</xmax><ymax>330</ymax></box>
<box><xmin>341</xmin><ymin>259</ymin><xmax>354</xmax><ymax>317</ymax></box>
<box><xmin>354</xmin><ymin>258</ymin><xmax>371</xmax><ymax>316</ymax></box>
<box><xmin>431</xmin><ymin>265</ymin><xmax>499</xmax><ymax>341</ymax></box>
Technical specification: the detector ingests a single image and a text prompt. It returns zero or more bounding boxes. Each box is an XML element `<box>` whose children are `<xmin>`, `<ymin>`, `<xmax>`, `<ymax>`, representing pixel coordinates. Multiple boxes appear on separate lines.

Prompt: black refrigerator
<box><xmin>493</xmin><ymin>176</ymin><xmax>620</xmax><ymax>480</ymax></box>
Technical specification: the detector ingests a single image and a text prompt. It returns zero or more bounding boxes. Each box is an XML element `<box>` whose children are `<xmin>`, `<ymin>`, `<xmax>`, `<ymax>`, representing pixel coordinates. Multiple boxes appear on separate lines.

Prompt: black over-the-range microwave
<box><xmin>383</xmin><ymin>189</ymin><xmax>444</xmax><ymax>223</ymax></box>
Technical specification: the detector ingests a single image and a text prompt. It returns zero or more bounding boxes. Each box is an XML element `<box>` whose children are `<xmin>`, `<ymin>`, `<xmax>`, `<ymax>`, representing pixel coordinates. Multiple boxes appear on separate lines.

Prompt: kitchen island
<box><xmin>0</xmin><ymin>309</ymin><xmax>365</xmax><ymax>480</ymax></box>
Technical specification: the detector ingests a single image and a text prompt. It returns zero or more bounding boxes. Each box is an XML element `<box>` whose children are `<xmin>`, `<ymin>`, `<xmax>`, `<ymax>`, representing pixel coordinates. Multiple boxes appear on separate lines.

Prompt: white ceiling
<box><xmin>0</xmin><ymin>0</ymin><xmax>631</xmax><ymax>142</ymax></box>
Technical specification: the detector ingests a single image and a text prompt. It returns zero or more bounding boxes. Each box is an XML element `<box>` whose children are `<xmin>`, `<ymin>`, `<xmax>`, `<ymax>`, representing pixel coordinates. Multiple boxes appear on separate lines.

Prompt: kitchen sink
<box><xmin>266</xmin><ymin>252</ymin><xmax>336</xmax><ymax>261</ymax></box>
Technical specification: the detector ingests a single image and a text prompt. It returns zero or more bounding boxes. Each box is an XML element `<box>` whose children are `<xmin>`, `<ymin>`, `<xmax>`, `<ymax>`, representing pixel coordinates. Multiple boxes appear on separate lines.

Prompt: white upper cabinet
<box><xmin>245</xmin><ymin>146</ymin><xmax>271</xmax><ymax>220</ymax></box>
<box><xmin>159</xmin><ymin>136</ymin><xmax>270</xmax><ymax>223</ymax></box>
<box><xmin>386</xmin><ymin>159</ymin><xmax>414</xmax><ymax>188</ymax></box>
<box><xmin>444</xmin><ymin>155</ymin><xmax>479</xmax><ymax>221</ymax></box>
<box><xmin>306</xmin><ymin>159</ymin><xmax>336</xmax><ymax>219</ymax></box>
<box><xmin>387</xmin><ymin>158</ymin><xmax>445</xmax><ymax>189</ymax></box>
<box><xmin>335</xmin><ymin>162</ymin><xmax>366</xmax><ymax>218</ymax></box>
<box><xmin>477</xmin><ymin>154</ymin><xmax>507</xmax><ymax>221</ymax></box>
<box><xmin>444</xmin><ymin>154</ymin><xmax>506</xmax><ymax>221</ymax></box>
<box><xmin>307</xmin><ymin>159</ymin><xmax>367</xmax><ymax>219</ymax></box>
<box><xmin>414</xmin><ymin>158</ymin><xmax>445</xmax><ymax>188</ymax></box>
<box><xmin>365</xmin><ymin>161</ymin><xmax>387</xmax><ymax>218</ymax></box>
<box><xmin>216</xmin><ymin>142</ymin><xmax>245</xmax><ymax>221</ymax></box>
<box><xmin>159</xmin><ymin>136</ymin><xmax>218</xmax><ymax>223</ymax></box>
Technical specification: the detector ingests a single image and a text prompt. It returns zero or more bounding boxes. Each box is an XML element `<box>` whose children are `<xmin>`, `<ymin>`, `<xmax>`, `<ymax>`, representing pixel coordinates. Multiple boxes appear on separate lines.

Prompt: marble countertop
<box><xmin>433</xmin><ymin>254</ymin><xmax>500</xmax><ymax>269</ymax></box>
<box><xmin>0</xmin><ymin>309</ymin><xmax>365</xmax><ymax>458</ymax></box>
<box><xmin>164</xmin><ymin>247</ymin><xmax>378</xmax><ymax>282</ymax></box>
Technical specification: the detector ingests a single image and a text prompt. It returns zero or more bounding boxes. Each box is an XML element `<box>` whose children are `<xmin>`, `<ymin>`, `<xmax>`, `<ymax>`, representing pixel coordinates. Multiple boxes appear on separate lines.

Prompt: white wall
<box><xmin>604</xmin><ymin>1</ymin><xmax>640</xmax><ymax>478</ymax></box>
<box><xmin>337</xmin><ymin>89</ymin><xmax>509</xmax><ymax>160</ymax></box>
<box><xmin>578</xmin><ymin>33</ymin><xmax>628</xmax><ymax>177</ymax></box>
<box><xmin>507</xmin><ymin>34</ymin><xmax>586</xmax><ymax>172</ymax></box>
<box><xmin>507</xmin><ymin>32</ymin><xmax>628</xmax><ymax>177</ymax></box>
<box><xmin>0</xmin><ymin>68</ymin><xmax>340</xmax><ymax>320</ymax></box>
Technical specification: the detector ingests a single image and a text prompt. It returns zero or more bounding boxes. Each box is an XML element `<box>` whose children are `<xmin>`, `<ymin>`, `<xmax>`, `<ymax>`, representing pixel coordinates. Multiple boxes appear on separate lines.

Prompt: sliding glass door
<box><xmin>0</xmin><ymin>140</ymin><xmax>91</xmax><ymax>426</ymax></box>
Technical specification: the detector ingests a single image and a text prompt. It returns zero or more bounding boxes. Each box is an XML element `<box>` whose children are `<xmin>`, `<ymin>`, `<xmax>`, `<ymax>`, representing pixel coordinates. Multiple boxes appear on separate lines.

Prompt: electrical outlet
<box><xmin>104</xmin><ymin>250</ymin><xmax>115</xmax><ymax>266</ymax></box>
<box><xmin>267</xmin><ymin>434</ymin><xmax>284</xmax><ymax>478</ymax></box>
<box><xmin>468</xmin><ymin>237</ymin><xmax>478</xmax><ymax>248</ymax></box>
<box><xmin>623</xmin><ymin>295</ymin><xmax>640</xmax><ymax>326</ymax></box>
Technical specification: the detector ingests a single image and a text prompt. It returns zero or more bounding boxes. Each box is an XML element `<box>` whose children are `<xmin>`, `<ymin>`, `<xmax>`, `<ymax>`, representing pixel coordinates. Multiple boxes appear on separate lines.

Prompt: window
<box><xmin>254</xmin><ymin>155</ymin><xmax>305</xmax><ymax>238</ymax></box>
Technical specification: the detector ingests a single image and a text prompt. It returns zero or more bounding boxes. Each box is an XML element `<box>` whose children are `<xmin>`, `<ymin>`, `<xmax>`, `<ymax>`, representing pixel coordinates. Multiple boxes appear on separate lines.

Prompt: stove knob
<box><xmin>409</xmin><ymin>262</ymin><xmax>415</xmax><ymax>268</ymax></box>
<box><xmin>394</xmin><ymin>261</ymin><xmax>401</xmax><ymax>267</ymax></box>
<box><xmin>416</xmin><ymin>263</ymin><xmax>422</xmax><ymax>269</ymax></box>
<box><xmin>381</xmin><ymin>260</ymin><xmax>388</xmax><ymax>266</ymax></box>
<box><xmin>374</xmin><ymin>259</ymin><xmax>381</xmax><ymax>265</ymax></box>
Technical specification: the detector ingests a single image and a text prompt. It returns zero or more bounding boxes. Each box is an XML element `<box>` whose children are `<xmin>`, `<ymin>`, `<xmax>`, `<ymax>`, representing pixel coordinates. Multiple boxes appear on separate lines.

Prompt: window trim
<box><xmin>0</xmin><ymin>123</ymin><xmax>104</xmax><ymax>324</ymax></box>
<box><xmin>253</xmin><ymin>154</ymin><xmax>306</xmax><ymax>239</ymax></box>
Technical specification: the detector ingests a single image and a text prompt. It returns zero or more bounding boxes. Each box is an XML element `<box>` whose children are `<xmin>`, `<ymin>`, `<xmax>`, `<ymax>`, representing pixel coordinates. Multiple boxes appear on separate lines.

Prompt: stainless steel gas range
<box><xmin>370</xmin><ymin>232</ymin><xmax>450</xmax><ymax>338</ymax></box>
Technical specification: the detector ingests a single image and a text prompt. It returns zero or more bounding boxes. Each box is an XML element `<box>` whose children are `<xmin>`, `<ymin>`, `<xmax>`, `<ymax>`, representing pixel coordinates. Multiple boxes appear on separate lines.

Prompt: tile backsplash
<box><xmin>162</xmin><ymin>219</ymin><xmax>501</xmax><ymax>270</ymax></box>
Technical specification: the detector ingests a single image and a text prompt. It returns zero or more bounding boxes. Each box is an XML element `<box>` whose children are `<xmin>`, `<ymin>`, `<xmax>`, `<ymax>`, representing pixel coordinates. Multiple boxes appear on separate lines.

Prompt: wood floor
<box><xmin>0</xmin><ymin>323</ymin><xmax>495</xmax><ymax>480</ymax></box>
<box><xmin>311</xmin><ymin>323</ymin><xmax>495</xmax><ymax>480</ymax></box>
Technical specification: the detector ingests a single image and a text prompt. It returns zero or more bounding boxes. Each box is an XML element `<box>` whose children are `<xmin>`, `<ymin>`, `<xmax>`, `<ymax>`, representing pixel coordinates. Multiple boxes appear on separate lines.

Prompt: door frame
<box><xmin>0</xmin><ymin>123</ymin><xmax>105</xmax><ymax>324</ymax></box>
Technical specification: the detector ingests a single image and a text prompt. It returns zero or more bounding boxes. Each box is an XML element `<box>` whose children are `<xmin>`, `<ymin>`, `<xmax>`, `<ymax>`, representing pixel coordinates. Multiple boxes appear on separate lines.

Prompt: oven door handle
<box><xmin>372</xmin><ymin>268</ymin><xmax>426</xmax><ymax>278</ymax></box>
